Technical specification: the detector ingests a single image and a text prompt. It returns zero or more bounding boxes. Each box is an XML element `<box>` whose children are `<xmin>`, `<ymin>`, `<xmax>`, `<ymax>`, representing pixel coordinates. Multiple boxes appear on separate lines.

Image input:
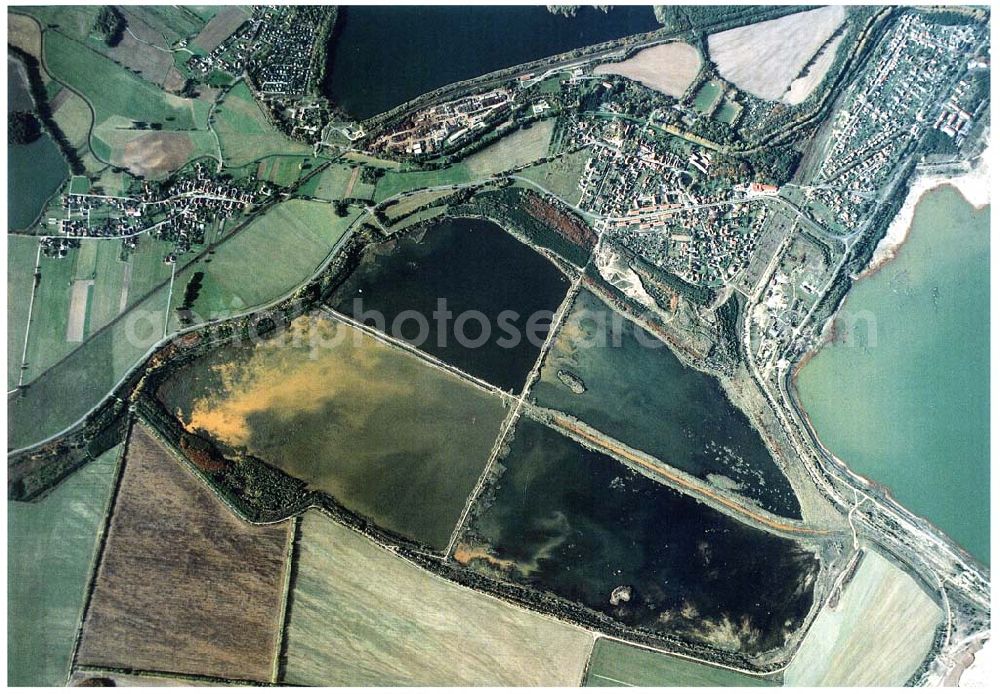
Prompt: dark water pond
<box><xmin>466</xmin><ymin>418</ymin><xmax>818</xmax><ymax>654</ymax></box>
<box><xmin>330</xmin><ymin>216</ymin><xmax>569</xmax><ymax>393</ymax></box>
<box><xmin>533</xmin><ymin>290</ymin><xmax>801</xmax><ymax>517</ymax></box>
<box><xmin>324</xmin><ymin>5</ymin><xmax>660</xmax><ymax>119</ymax></box>
<box><xmin>8</xmin><ymin>58</ymin><xmax>68</xmax><ymax>230</ymax></box>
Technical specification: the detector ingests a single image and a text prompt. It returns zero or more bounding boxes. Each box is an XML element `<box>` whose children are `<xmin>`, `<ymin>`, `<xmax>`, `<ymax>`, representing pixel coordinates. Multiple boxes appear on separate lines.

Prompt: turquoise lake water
<box><xmin>796</xmin><ymin>185</ymin><xmax>990</xmax><ymax>565</ymax></box>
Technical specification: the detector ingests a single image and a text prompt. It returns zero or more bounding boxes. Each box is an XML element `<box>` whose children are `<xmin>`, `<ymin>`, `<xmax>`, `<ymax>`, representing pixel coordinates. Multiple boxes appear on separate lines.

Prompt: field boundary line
<box><xmin>66</xmin><ymin>419</ymin><xmax>134</xmax><ymax>682</ymax></box>
<box><xmin>272</xmin><ymin>514</ymin><xmax>301</xmax><ymax>684</ymax></box>
<box><xmin>443</xmin><ymin>273</ymin><xmax>584</xmax><ymax>557</ymax></box>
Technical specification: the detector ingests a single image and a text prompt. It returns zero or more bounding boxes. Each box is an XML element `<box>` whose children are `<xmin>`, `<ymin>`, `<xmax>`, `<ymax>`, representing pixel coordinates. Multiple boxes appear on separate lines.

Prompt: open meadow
<box><xmin>707</xmin><ymin>6</ymin><xmax>846</xmax><ymax>101</ymax></box>
<box><xmin>167</xmin><ymin>198</ymin><xmax>361</xmax><ymax>326</ymax></box>
<box><xmin>43</xmin><ymin>30</ymin><xmax>208</xmax><ymax>129</ymax></box>
<box><xmin>584</xmin><ymin>638</ymin><xmax>771</xmax><ymax>687</ymax></box>
<box><xmin>464</xmin><ymin>120</ymin><xmax>555</xmax><ymax>177</ymax></box>
<box><xmin>93</xmin><ymin>117</ymin><xmax>217</xmax><ymax>178</ymax></box>
<box><xmin>516</xmin><ymin>146</ymin><xmax>592</xmax><ymax>207</ymax></box>
<box><xmin>373</xmin><ymin>165</ymin><xmax>474</xmax><ymax>202</ymax></box>
<box><xmin>8</xmin><ymin>445</ymin><xmax>121</xmax><ymax>686</ymax></box>
<box><xmin>783</xmin><ymin>549</ymin><xmax>943</xmax><ymax>686</ymax></box>
<box><xmin>594</xmin><ymin>42</ymin><xmax>702</xmax><ymax>98</ymax></box>
<box><xmin>282</xmin><ymin>511</ymin><xmax>593</xmax><ymax>685</ymax></box>
<box><xmin>214</xmin><ymin>81</ymin><xmax>313</xmax><ymax>166</ymax></box>
<box><xmin>75</xmin><ymin>424</ymin><xmax>292</xmax><ymax>682</ymax></box>
<box><xmin>7</xmin><ymin>282</ymin><xmax>169</xmax><ymax>451</ymax></box>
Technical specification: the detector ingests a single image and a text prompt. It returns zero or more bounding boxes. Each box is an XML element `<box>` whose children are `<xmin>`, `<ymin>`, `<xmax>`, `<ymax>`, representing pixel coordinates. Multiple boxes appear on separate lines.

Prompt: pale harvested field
<box><xmin>283</xmin><ymin>512</ymin><xmax>593</xmax><ymax>686</ymax></box>
<box><xmin>119</xmin><ymin>131</ymin><xmax>198</xmax><ymax>177</ymax></box>
<box><xmin>385</xmin><ymin>189</ymin><xmax>453</xmax><ymax>221</ymax></box>
<box><xmin>464</xmin><ymin>120</ymin><xmax>555</xmax><ymax>176</ymax></box>
<box><xmin>76</xmin><ymin>424</ymin><xmax>292</xmax><ymax>682</ymax></box>
<box><xmin>192</xmin><ymin>6</ymin><xmax>250</xmax><ymax>53</ymax></box>
<box><xmin>65</xmin><ymin>279</ymin><xmax>92</xmax><ymax>342</ymax></box>
<box><xmin>8</xmin><ymin>13</ymin><xmax>43</xmax><ymax>60</ymax></box>
<box><xmin>783</xmin><ymin>32</ymin><xmax>846</xmax><ymax>105</ymax></box>
<box><xmin>594</xmin><ymin>42</ymin><xmax>702</xmax><ymax>98</ymax></box>
<box><xmin>783</xmin><ymin>549</ymin><xmax>943</xmax><ymax>686</ymax></box>
<box><xmin>708</xmin><ymin>6</ymin><xmax>846</xmax><ymax>101</ymax></box>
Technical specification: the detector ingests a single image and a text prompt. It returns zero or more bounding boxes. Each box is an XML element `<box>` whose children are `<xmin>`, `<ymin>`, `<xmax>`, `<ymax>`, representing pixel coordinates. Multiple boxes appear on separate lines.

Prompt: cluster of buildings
<box><xmin>750</xmin><ymin>232</ymin><xmax>830</xmax><ymax>370</ymax></box>
<box><xmin>185</xmin><ymin>9</ymin><xmax>261</xmax><ymax>79</ymax></box>
<box><xmin>47</xmin><ymin>166</ymin><xmax>269</xmax><ymax>262</ymax></box>
<box><xmin>186</xmin><ymin>6</ymin><xmax>333</xmax><ymax>142</ymax></box>
<box><xmin>810</xmin><ymin>13</ymin><xmax>987</xmax><ymax>229</ymax></box>
<box><xmin>571</xmin><ymin>116</ymin><xmax>772</xmax><ymax>287</ymax></box>
<box><xmin>371</xmin><ymin>88</ymin><xmax>514</xmax><ymax>156</ymax></box>
<box><xmin>246</xmin><ymin>7</ymin><xmax>328</xmax><ymax>97</ymax></box>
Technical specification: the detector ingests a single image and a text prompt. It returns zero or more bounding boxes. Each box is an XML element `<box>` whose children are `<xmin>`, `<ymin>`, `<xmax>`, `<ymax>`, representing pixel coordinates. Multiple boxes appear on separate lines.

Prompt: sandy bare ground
<box><xmin>595</xmin><ymin>42</ymin><xmax>701</xmax><ymax>98</ymax></box>
<box><xmin>118</xmin><ymin>131</ymin><xmax>196</xmax><ymax>178</ymax></box>
<box><xmin>65</xmin><ymin>279</ymin><xmax>93</xmax><ymax>343</ymax></box>
<box><xmin>783</xmin><ymin>548</ymin><xmax>943</xmax><ymax>686</ymax></box>
<box><xmin>708</xmin><ymin>6</ymin><xmax>846</xmax><ymax>101</ymax></box>
<box><xmin>76</xmin><ymin>424</ymin><xmax>292</xmax><ymax>682</ymax></box>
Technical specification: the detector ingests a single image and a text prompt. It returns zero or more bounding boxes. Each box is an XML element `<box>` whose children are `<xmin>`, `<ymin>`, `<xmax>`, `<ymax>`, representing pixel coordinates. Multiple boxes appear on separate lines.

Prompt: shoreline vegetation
<box><xmin>865</xmin><ymin>141</ymin><xmax>991</xmax><ymax>275</ymax></box>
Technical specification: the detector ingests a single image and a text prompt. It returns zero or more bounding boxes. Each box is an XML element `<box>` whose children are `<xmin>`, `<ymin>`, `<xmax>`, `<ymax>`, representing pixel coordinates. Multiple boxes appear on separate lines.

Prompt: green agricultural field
<box><xmin>7</xmin><ymin>283</ymin><xmax>169</xmax><ymax>451</ymax></box>
<box><xmin>123</xmin><ymin>236</ymin><xmax>179</xmax><ymax>302</ymax></box>
<box><xmin>17</xmin><ymin>6</ymin><xmax>99</xmax><ymax>41</ymax></box>
<box><xmin>584</xmin><ymin>638</ymin><xmax>772</xmax><ymax>687</ymax></box>
<box><xmin>214</xmin><ymin>81</ymin><xmax>312</xmax><ymax>166</ymax></box>
<box><xmin>22</xmin><ymin>250</ymin><xmax>78</xmax><ymax>383</ymax></box>
<box><xmin>43</xmin><ymin>31</ymin><xmax>207</xmax><ymax>130</ymax></box>
<box><xmin>257</xmin><ymin>156</ymin><xmax>309</xmax><ymax>187</ymax></box>
<box><xmin>516</xmin><ymin>146</ymin><xmax>591</xmax><ymax>207</ymax></box>
<box><xmin>79</xmin><ymin>242</ymin><xmax>133</xmax><ymax>338</ymax></box>
<box><xmin>282</xmin><ymin>512</ymin><xmax>593</xmax><ymax>685</ymax></box>
<box><xmin>7</xmin><ymin>236</ymin><xmax>38</xmax><ymax>388</ymax></box>
<box><xmin>383</xmin><ymin>189</ymin><xmax>453</xmax><ymax>222</ymax></box>
<box><xmin>168</xmin><ymin>199</ymin><xmax>361</xmax><ymax>325</ymax></box>
<box><xmin>463</xmin><ymin>120</ymin><xmax>555</xmax><ymax>177</ymax></box>
<box><xmin>298</xmin><ymin>164</ymin><xmax>373</xmax><ymax>201</ymax></box>
<box><xmin>51</xmin><ymin>91</ymin><xmax>94</xmax><ymax>163</ymax></box>
<box><xmin>373</xmin><ymin>164</ymin><xmax>474</xmax><ymax>202</ymax></box>
<box><xmin>68</xmin><ymin>176</ymin><xmax>90</xmax><ymax>195</ymax></box>
<box><xmin>8</xmin><ymin>445</ymin><xmax>122</xmax><ymax>686</ymax></box>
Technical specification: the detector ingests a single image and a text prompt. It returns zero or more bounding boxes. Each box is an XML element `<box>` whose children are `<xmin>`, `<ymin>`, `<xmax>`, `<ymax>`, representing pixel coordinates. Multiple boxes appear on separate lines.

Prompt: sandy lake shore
<box><xmin>865</xmin><ymin>142</ymin><xmax>991</xmax><ymax>275</ymax></box>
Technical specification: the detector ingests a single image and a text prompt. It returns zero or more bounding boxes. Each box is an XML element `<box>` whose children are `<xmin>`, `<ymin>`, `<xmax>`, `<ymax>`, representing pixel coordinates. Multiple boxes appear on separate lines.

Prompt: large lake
<box><xmin>796</xmin><ymin>185</ymin><xmax>989</xmax><ymax>565</ymax></box>
<box><xmin>323</xmin><ymin>5</ymin><xmax>660</xmax><ymax>119</ymax></box>
<box><xmin>8</xmin><ymin>57</ymin><xmax>68</xmax><ymax>230</ymax></box>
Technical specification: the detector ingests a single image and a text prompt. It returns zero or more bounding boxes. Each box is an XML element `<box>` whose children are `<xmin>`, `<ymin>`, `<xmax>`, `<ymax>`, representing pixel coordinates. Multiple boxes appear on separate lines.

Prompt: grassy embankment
<box><xmin>584</xmin><ymin>638</ymin><xmax>773</xmax><ymax>687</ymax></box>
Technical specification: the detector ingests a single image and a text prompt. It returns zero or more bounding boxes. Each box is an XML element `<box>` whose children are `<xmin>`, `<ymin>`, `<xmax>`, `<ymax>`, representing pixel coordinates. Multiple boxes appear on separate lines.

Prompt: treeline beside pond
<box><xmin>8</xmin><ymin>46</ymin><xmax>86</xmax><ymax>175</ymax></box>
